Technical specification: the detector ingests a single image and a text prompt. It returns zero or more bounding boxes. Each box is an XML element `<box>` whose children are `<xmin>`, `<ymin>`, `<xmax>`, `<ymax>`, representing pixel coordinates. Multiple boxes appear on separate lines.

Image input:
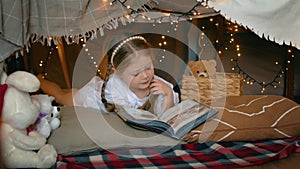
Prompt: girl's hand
<box><xmin>149</xmin><ymin>79</ymin><xmax>174</xmax><ymax>112</ymax></box>
<box><xmin>149</xmin><ymin>79</ymin><xmax>173</xmax><ymax>96</ymax></box>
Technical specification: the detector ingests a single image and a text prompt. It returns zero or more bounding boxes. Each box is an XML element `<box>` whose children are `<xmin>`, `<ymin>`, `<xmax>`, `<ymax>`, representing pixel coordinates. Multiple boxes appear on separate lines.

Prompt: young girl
<box><xmin>38</xmin><ymin>35</ymin><xmax>179</xmax><ymax>114</ymax></box>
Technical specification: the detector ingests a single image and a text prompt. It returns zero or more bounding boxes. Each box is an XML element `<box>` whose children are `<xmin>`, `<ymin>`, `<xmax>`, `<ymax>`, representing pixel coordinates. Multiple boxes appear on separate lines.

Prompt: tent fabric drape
<box><xmin>1</xmin><ymin>0</ymin><xmax>300</xmax><ymax>63</ymax></box>
<box><xmin>0</xmin><ymin>0</ymin><xmax>157</xmax><ymax>62</ymax></box>
<box><xmin>208</xmin><ymin>0</ymin><xmax>300</xmax><ymax>49</ymax></box>
<box><xmin>0</xmin><ymin>0</ymin><xmax>30</xmax><ymax>62</ymax></box>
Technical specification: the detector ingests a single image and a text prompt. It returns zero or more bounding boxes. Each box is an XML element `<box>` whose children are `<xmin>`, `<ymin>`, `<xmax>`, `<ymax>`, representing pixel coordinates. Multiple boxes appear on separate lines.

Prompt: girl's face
<box><xmin>117</xmin><ymin>50</ymin><xmax>154</xmax><ymax>92</ymax></box>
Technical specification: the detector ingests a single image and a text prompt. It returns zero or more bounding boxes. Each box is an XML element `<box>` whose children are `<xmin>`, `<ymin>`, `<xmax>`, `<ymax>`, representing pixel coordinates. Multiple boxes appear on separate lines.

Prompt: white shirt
<box><xmin>73</xmin><ymin>75</ymin><xmax>179</xmax><ymax>111</ymax></box>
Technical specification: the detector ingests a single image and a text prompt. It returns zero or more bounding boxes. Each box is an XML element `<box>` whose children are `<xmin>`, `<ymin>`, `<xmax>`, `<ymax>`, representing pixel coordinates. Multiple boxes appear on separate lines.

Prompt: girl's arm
<box><xmin>37</xmin><ymin>74</ymin><xmax>76</xmax><ymax>106</ymax></box>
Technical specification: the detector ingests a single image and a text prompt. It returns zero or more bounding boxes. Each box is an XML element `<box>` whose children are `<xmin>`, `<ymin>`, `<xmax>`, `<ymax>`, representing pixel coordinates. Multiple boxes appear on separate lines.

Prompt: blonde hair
<box><xmin>101</xmin><ymin>35</ymin><xmax>154</xmax><ymax>111</ymax></box>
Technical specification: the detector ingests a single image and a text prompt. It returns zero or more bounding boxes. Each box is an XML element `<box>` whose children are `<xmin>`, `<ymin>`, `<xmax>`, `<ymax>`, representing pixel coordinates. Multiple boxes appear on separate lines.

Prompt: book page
<box><xmin>158</xmin><ymin>99</ymin><xmax>199</xmax><ymax>122</ymax></box>
<box><xmin>158</xmin><ymin>99</ymin><xmax>213</xmax><ymax>133</ymax></box>
<box><xmin>167</xmin><ymin>105</ymin><xmax>210</xmax><ymax>133</ymax></box>
<box><xmin>116</xmin><ymin>105</ymin><xmax>158</xmax><ymax>121</ymax></box>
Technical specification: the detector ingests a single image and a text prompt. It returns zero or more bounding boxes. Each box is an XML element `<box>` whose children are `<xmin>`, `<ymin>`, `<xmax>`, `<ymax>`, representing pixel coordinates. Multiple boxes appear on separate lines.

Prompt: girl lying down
<box><xmin>38</xmin><ymin>35</ymin><xmax>179</xmax><ymax>115</ymax></box>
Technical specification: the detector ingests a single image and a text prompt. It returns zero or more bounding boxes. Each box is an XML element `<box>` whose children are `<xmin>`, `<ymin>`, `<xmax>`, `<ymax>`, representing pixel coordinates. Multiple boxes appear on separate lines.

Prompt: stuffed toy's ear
<box><xmin>202</xmin><ymin>59</ymin><xmax>216</xmax><ymax>68</ymax></box>
<box><xmin>49</xmin><ymin>96</ymin><xmax>55</xmax><ymax>102</ymax></box>
<box><xmin>0</xmin><ymin>71</ymin><xmax>7</xmax><ymax>84</ymax></box>
<box><xmin>6</xmin><ymin>71</ymin><xmax>40</xmax><ymax>93</ymax></box>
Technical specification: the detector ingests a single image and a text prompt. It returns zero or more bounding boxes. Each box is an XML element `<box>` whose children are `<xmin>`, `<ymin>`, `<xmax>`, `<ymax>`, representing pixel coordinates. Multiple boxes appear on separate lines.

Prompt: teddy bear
<box><xmin>1</xmin><ymin>71</ymin><xmax>57</xmax><ymax>168</ymax></box>
<box><xmin>187</xmin><ymin>59</ymin><xmax>217</xmax><ymax>78</ymax></box>
<box><xmin>30</xmin><ymin>94</ymin><xmax>61</xmax><ymax>138</ymax></box>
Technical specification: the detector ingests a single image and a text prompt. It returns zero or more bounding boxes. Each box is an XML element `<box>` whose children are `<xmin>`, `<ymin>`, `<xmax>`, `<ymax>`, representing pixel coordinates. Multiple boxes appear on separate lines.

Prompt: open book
<box><xmin>115</xmin><ymin>99</ymin><xmax>218</xmax><ymax>139</ymax></box>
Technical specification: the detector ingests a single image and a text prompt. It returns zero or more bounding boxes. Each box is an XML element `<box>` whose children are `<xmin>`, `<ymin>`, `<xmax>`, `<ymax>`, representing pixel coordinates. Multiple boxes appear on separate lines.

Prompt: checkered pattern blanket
<box><xmin>54</xmin><ymin>135</ymin><xmax>300</xmax><ymax>169</ymax></box>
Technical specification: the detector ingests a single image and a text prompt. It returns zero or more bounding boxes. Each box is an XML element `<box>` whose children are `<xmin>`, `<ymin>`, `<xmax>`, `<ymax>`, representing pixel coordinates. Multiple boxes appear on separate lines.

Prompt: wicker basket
<box><xmin>180</xmin><ymin>73</ymin><xmax>243</xmax><ymax>103</ymax></box>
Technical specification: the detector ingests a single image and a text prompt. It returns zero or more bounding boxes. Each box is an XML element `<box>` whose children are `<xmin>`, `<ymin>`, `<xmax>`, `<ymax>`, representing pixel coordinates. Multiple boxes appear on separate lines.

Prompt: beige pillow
<box><xmin>48</xmin><ymin>106</ymin><xmax>183</xmax><ymax>155</ymax></box>
<box><xmin>183</xmin><ymin>95</ymin><xmax>300</xmax><ymax>143</ymax></box>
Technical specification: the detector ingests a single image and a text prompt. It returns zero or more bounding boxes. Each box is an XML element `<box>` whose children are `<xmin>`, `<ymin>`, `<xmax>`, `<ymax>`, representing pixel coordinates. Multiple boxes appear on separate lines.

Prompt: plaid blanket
<box><xmin>54</xmin><ymin>135</ymin><xmax>300</xmax><ymax>169</ymax></box>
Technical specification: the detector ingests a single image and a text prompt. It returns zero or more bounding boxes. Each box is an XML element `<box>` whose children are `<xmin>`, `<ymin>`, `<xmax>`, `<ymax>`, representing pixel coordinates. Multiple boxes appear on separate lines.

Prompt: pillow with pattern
<box><xmin>183</xmin><ymin>95</ymin><xmax>300</xmax><ymax>143</ymax></box>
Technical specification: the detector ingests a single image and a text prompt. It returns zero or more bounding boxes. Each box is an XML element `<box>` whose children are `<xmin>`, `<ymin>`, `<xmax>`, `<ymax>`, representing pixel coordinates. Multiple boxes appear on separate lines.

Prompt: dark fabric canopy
<box><xmin>1</xmin><ymin>0</ymin><xmax>299</xmax><ymax>63</ymax></box>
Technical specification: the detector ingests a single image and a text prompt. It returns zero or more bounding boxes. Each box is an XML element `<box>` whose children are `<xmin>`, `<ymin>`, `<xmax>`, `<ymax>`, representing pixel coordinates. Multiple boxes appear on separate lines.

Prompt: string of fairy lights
<box><xmin>225</xmin><ymin>21</ymin><xmax>295</xmax><ymax>93</ymax></box>
<box><xmin>38</xmin><ymin>0</ymin><xmax>296</xmax><ymax>93</ymax></box>
<box><xmin>110</xmin><ymin>0</ymin><xmax>209</xmax><ymax>16</ymax></box>
<box><xmin>39</xmin><ymin>46</ymin><xmax>57</xmax><ymax>77</ymax></box>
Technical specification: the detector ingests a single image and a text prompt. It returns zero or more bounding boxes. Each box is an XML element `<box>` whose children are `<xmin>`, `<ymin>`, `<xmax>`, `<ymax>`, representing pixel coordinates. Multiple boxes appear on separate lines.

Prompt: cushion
<box><xmin>183</xmin><ymin>95</ymin><xmax>300</xmax><ymax>143</ymax></box>
<box><xmin>48</xmin><ymin>106</ymin><xmax>183</xmax><ymax>155</ymax></box>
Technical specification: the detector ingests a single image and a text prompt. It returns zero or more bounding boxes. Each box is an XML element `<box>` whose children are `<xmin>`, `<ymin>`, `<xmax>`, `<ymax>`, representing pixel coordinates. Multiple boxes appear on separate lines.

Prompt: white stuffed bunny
<box><xmin>1</xmin><ymin>71</ymin><xmax>57</xmax><ymax>168</ymax></box>
<box><xmin>31</xmin><ymin>94</ymin><xmax>61</xmax><ymax>138</ymax></box>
